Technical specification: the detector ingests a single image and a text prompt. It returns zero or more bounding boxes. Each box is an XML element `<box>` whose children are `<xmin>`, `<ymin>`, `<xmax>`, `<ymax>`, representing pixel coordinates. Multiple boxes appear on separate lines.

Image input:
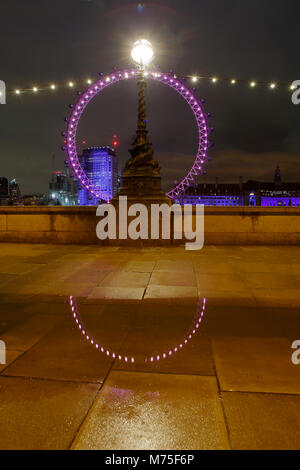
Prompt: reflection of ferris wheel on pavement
<box><xmin>62</xmin><ymin>41</ymin><xmax>211</xmax><ymax>202</ymax></box>
<box><xmin>69</xmin><ymin>296</ymin><xmax>207</xmax><ymax>364</ymax></box>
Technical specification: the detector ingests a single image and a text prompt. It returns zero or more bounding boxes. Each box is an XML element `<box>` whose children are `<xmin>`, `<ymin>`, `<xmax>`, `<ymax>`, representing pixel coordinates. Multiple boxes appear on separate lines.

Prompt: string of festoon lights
<box><xmin>8</xmin><ymin>73</ymin><xmax>297</xmax><ymax>96</ymax></box>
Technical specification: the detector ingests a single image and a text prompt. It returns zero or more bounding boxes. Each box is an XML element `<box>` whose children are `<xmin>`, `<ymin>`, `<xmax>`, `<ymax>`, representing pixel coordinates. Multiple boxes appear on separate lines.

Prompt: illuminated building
<box><xmin>180</xmin><ymin>167</ymin><xmax>300</xmax><ymax>207</ymax></box>
<box><xmin>179</xmin><ymin>179</ymin><xmax>245</xmax><ymax>206</ymax></box>
<box><xmin>0</xmin><ymin>178</ymin><xmax>22</xmax><ymax>205</ymax></box>
<box><xmin>179</xmin><ymin>194</ymin><xmax>242</xmax><ymax>206</ymax></box>
<box><xmin>78</xmin><ymin>146</ymin><xmax>118</xmax><ymax>206</ymax></box>
<box><xmin>9</xmin><ymin>179</ymin><xmax>22</xmax><ymax>205</ymax></box>
<box><xmin>49</xmin><ymin>172</ymin><xmax>77</xmax><ymax>206</ymax></box>
<box><xmin>244</xmin><ymin>167</ymin><xmax>300</xmax><ymax>206</ymax></box>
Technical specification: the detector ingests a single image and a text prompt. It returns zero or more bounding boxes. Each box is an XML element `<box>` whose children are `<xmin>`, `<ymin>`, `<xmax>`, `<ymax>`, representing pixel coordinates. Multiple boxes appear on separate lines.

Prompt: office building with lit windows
<box><xmin>78</xmin><ymin>147</ymin><xmax>118</xmax><ymax>205</ymax></box>
<box><xmin>49</xmin><ymin>172</ymin><xmax>78</xmax><ymax>206</ymax></box>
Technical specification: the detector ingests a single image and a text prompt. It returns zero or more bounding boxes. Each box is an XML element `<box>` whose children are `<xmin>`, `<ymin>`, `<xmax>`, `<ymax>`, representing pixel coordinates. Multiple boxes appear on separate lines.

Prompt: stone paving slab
<box><xmin>0</xmin><ymin>263</ymin><xmax>41</xmax><ymax>275</ymax></box>
<box><xmin>63</xmin><ymin>268</ymin><xmax>110</xmax><ymax>284</ymax></box>
<box><xmin>120</xmin><ymin>260</ymin><xmax>156</xmax><ymax>272</ymax></box>
<box><xmin>144</xmin><ymin>285</ymin><xmax>198</xmax><ymax>303</ymax></box>
<box><xmin>195</xmin><ymin>273</ymin><xmax>248</xmax><ymax>293</ymax></box>
<box><xmin>0</xmin><ymin>273</ymin><xmax>18</xmax><ymax>286</ymax></box>
<box><xmin>211</xmin><ymin>336</ymin><xmax>300</xmax><ymax>394</ymax></box>
<box><xmin>88</xmin><ymin>286</ymin><xmax>145</xmax><ymax>302</ymax></box>
<box><xmin>222</xmin><ymin>391</ymin><xmax>300</xmax><ymax>450</ymax></box>
<box><xmin>154</xmin><ymin>259</ymin><xmax>195</xmax><ymax>272</ymax></box>
<box><xmin>194</xmin><ymin>290</ymin><xmax>256</xmax><ymax>307</ymax></box>
<box><xmin>0</xmin><ymin>350</ymin><xmax>23</xmax><ymax>372</ymax></box>
<box><xmin>205</xmin><ymin>305</ymin><xmax>300</xmax><ymax>338</ymax></box>
<box><xmin>150</xmin><ymin>270</ymin><xmax>197</xmax><ymax>287</ymax></box>
<box><xmin>99</xmin><ymin>271</ymin><xmax>151</xmax><ymax>288</ymax></box>
<box><xmin>251</xmin><ymin>288</ymin><xmax>300</xmax><ymax>307</ymax></box>
<box><xmin>0</xmin><ymin>244</ymin><xmax>299</xmax><ymax>449</ymax></box>
<box><xmin>2</xmin><ymin>322</ymin><xmax>115</xmax><ymax>383</ymax></box>
<box><xmin>242</xmin><ymin>272</ymin><xmax>300</xmax><ymax>290</ymax></box>
<box><xmin>0</xmin><ymin>313</ymin><xmax>63</xmax><ymax>351</ymax></box>
<box><xmin>0</xmin><ymin>376</ymin><xmax>100</xmax><ymax>450</ymax></box>
<box><xmin>72</xmin><ymin>371</ymin><xmax>230</xmax><ymax>450</ymax></box>
<box><xmin>42</xmin><ymin>282</ymin><xmax>96</xmax><ymax>297</ymax></box>
<box><xmin>114</xmin><ymin>334</ymin><xmax>214</xmax><ymax>376</ymax></box>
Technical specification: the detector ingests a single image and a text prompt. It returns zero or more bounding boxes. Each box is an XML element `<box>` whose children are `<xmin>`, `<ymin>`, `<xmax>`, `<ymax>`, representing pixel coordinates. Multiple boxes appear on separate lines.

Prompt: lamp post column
<box><xmin>113</xmin><ymin>39</ymin><xmax>170</xmax><ymax>204</ymax></box>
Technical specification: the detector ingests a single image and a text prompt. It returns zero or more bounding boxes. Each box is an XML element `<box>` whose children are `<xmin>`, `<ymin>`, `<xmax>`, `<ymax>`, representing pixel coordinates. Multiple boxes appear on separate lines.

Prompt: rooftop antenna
<box><xmin>112</xmin><ymin>134</ymin><xmax>119</xmax><ymax>148</ymax></box>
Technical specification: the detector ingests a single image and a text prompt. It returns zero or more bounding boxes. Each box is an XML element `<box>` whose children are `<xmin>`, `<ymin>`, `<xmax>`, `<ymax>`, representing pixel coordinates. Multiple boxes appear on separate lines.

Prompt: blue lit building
<box><xmin>78</xmin><ymin>147</ymin><xmax>118</xmax><ymax>205</ymax></box>
<box><xmin>261</xmin><ymin>195</ymin><xmax>300</xmax><ymax>207</ymax></box>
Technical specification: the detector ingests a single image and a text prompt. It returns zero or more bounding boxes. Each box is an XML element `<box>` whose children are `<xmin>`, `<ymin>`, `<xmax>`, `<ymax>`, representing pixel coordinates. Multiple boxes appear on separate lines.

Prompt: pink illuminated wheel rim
<box><xmin>69</xmin><ymin>296</ymin><xmax>206</xmax><ymax>364</ymax></box>
<box><xmin>63</xmin><ymin>69</ymin><xmax>210</xmax><ymax>201</ymax></box>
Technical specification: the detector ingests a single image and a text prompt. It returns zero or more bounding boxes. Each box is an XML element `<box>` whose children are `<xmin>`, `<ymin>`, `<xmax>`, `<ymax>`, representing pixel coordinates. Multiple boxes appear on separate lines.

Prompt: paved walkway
<box><xmin>0</xmin><ymin>243</ymin><xmax>299</xmax><ymax>449</ymax></box>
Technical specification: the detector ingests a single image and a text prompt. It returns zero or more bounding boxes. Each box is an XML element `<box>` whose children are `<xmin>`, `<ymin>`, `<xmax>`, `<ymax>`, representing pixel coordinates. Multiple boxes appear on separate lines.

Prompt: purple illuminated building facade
<box><xmin>179</xmin><ymin>180</ymin><xmax>247</xmax><ymax>206</ymax></box>
<box><xmin>78</xmin><ymin>147</ymin><xmax>118</xmax><ymax>205</ymax></box>
<box><xmin>180</xmin><ymin>167</ymin><xmax>300</xmax><ymax>207</ymax></box>
<box><xmin>179</xmin><ymin>193</ymin><xmax>242</xmax><ymax>206</ymax></box>
<box><xmin>259</xmin><ymin>166</ymin><xmax>300</xmax><ymax>207</ymax></box>
<box><xmin>261</xmin><ymin>196</ymin><xmax>300</xmax><ymax>207</ymax></box>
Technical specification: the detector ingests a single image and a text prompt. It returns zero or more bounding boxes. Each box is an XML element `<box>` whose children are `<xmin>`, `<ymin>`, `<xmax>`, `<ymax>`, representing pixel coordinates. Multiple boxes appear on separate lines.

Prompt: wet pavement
<box><xmin>0</xmin><ymin>243</ymin><xmax>299</xmax><ymax>449</ymax></box>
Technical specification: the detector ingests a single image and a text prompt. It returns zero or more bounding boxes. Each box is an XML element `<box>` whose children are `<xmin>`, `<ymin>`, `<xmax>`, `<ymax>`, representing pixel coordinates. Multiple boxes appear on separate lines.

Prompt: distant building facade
<box><xmin>23</xmin><ymin>194</ymin><xmax>48</xmax><ymax>206</ymax></box>
<box><xmin>9</xmin><ymin>179</ymin><xmax>22</xmax><ymax>205</ymax></box>
<box><xmin>178</xmin><ymin>167</ymin><xmax>300</xmax><ymax>207</ymax></box>
<box><xmin>49</xmin><ymin>171</ymin><xmax>78</xmax><ymax>206</ymax></box>
<box><xmin>0</xmin><ymin>178</ymin><xmax>22</xmax><ymax>205</ymax></box>
<box><xmin>78</xmin><ymin>147</ymin><xmax>118</xmax><ymax>205</ymax></box>
<box><xmin>244</xmin><ymin>166</ymin><xmax>300</xmax><ymax>207</ymax></box>
<box><xmin>0</xmin><ymin>177</ymin><xmax>9</xmax><ymax>205</ymax></box>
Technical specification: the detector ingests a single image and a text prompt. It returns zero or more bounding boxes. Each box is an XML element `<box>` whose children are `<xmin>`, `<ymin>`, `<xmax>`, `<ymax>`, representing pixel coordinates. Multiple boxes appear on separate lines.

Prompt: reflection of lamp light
<box><xmin>131</xmin><ymin>39</ymin><xmax>154</xmax><ymax>67</ymax></box>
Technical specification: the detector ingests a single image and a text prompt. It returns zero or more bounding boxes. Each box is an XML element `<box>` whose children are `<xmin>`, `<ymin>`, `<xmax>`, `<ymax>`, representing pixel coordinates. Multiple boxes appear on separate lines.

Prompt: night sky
<box><xmin>1</xmin><ymin>0</ymin><xmax>300</xmax><ymax>194</ymax></box>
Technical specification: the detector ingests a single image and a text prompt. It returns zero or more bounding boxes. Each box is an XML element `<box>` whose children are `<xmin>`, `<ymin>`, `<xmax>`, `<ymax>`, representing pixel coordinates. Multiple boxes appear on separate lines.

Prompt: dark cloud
<box><xmin>157</xmin><ymin>149</ymin><xmax>300</xmax><ymax>190</ymax></box>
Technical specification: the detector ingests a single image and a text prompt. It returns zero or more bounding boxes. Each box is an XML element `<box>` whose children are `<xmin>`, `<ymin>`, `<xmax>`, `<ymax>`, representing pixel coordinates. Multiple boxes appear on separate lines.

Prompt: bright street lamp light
<box><xmin>120</xmin><ymin>38</ymin><xmax>160</xmax><ymax>195</ymax></box>
<box><xmin>131</xmin><ymin>39</ymin><xmax>154</xmax><ymax>67</ymax></box>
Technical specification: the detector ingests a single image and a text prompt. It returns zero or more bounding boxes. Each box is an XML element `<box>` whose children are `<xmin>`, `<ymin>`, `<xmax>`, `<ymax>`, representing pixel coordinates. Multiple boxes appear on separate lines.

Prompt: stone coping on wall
<box><xmin>1</xmin><ymin>205</ymin><xmax>300</xmax><ymax>215</ymax></box>
<box><xmin>0</xmin><ymin>205</ymin><xmax>300</xmax><ymax>245</ymax></box>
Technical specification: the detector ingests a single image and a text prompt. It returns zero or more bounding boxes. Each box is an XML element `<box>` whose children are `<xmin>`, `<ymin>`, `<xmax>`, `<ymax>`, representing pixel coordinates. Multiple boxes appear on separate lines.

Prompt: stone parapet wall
<box><xmin>0</xmin><ymin>206</ymin><xmax>300</xmax><ymax>245</ymax></box>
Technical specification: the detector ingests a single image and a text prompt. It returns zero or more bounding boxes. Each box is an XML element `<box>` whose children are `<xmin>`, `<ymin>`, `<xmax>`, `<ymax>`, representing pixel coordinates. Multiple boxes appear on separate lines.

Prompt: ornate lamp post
<box><xmin>117</xmin><ymin>39</ymin><xmax>170</xmax><ymax>204</ymax></box>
